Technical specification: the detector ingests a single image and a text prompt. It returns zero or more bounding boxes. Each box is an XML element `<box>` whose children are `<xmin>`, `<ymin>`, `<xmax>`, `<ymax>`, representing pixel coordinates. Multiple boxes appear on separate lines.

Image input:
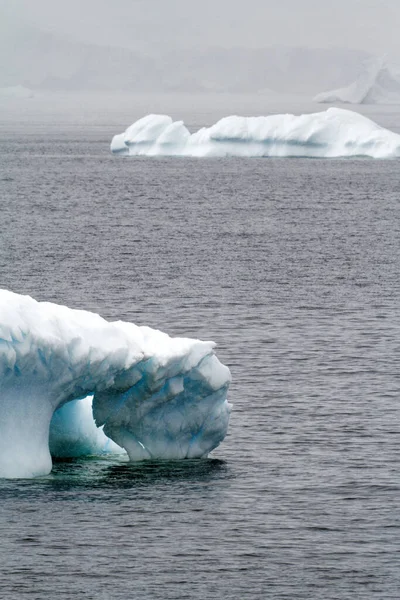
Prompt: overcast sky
<box><xmin>1</xmin><ymin>0</ymin><xmax>399</xmax><ymax>59</ymax></box>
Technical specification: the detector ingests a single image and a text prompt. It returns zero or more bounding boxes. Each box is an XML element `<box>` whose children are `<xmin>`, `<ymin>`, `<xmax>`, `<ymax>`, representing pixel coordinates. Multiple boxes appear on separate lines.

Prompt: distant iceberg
<box><xmin>0</xmin><ymin>85</ymin><xmax>34</xmax><ymax>99</ymax></box>
<box><xmin>314</xmin><ymin>57</ymin><xmax>400</xmax><ymax>105</ymax></box>
<box><xmin>0</xmin><ymin>290</ymin><xmax>231</xmax><ymax>478</ymax></box>
<box><xmin>111</xmin><ymin>108</ymin><xmax>400</xmax><ymax>159</ymax></box>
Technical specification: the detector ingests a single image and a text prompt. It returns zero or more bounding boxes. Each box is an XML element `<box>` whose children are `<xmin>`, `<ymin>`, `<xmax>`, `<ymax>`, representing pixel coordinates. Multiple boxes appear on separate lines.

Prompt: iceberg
<box><xmin>0</xmin><ymin>85</ymin><xmax>34</xmax><ymax>99</ymax></box>
<box><xmin>314</xmin><ymin>58</ymin><xmax>400</xmax><ymax>105</ymax></box>
<box><xmin>0</xmin><ymin>290</ymin><xmax>231</xmax><ymax>478</ymax></box>
<box><xmin>111</xmin><ymin>108</ymin><xmax>400</xmax><ymax>159</ymax></box>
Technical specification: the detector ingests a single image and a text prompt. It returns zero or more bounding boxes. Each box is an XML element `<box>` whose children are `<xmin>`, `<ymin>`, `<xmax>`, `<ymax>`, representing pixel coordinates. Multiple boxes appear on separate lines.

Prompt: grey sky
<box><xmin>2</xmin><ymin>0</ymin><xmax>400</xmax><ymax>59</ymax></box>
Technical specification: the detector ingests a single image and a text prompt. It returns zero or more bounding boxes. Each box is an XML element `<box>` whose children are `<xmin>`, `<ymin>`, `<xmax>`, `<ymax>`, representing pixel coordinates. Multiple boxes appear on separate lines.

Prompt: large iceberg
<box><xmin>0</xmin><ymin>290</ymin><xmax>231</xmax><ymax>478</ymax></box>
<box><xmin>111</xmin><ymin>108</ymin><xmax>400</xmax><ymax>159</ymax></box>
<box><xmin>314</xmin><ymin>58</ymin><xmax>400</xmax><ymax>105</ymax></box>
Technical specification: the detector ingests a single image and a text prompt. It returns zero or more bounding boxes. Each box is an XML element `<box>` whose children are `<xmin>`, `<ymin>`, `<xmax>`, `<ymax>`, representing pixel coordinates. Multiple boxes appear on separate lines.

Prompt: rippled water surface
<box><xmin>1</xmin><ymin>107</ymin><xmax>400</xmax><ymax>599</ymax></box>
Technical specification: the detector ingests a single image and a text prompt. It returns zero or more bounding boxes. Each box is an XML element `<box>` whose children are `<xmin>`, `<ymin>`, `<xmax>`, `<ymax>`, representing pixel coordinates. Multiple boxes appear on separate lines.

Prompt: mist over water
<box><xmin>1</xmin><ymin>98</ymin><xmax>400</xmax><ymax>598</ymax></box>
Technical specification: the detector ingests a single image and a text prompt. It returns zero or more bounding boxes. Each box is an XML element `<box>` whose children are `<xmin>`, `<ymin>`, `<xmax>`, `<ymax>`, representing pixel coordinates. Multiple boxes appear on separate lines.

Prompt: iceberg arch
<box><xmin>0</xmin><ymin>290</ymin><xmax>231</xmax><ymax>478</ymax></box>
<box><xmin>49</xmin><ymin>395</ymin><xmax>123</xmax><ymax>458</ymax></box>
<box><xmin>111</xmin><ymin>108</ymin><xmax>400</xmax><ymax>159</ymax></box>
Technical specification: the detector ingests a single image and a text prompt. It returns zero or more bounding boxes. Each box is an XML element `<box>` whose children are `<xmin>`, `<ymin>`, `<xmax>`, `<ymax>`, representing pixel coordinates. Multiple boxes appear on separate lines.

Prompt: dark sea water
<box><xmin>0</xmin><ymin>101</ymin><xmax>400</xmax><ymax>599</ymax></box>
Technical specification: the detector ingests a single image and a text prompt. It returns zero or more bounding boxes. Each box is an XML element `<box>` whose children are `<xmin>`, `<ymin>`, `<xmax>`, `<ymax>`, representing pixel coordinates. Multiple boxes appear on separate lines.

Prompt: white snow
<box><xmin>0</xmin><ymin>290</ymin><xmax>231</xmax><ymax>478</ymax></box>
<box><xmin>314</xmin><ymin>57</ymin><xmax>400</xmax><ymax>105</ymax></box>
<box><xmin>111</xmin><ymin>109</ymin><xmax>400</xmax><ymax>159</ymax></box>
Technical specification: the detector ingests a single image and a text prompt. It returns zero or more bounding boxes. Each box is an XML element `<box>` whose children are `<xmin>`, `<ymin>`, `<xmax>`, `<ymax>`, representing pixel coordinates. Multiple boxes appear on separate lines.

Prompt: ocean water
<box><xmin>1</xmin><ymin>98</ymin><xmax>400</xmax><ymax>599</ymax></box>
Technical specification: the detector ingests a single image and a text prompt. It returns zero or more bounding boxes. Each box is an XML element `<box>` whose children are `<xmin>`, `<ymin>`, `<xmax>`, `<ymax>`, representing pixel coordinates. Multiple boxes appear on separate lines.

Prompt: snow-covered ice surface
<box><xmin>0</xmin><ymin>290</ymin><xmax>231</xmax><ymax>478</ymax></box>
<box><xmin>314</xmin><ymin>58</ymin><xmax>400</xmax><ymax>105</ymax></box>
<box><xmin>111</xmin><ymin>108</ymin><xmax>400</xmax><ymax>158</ymax></box>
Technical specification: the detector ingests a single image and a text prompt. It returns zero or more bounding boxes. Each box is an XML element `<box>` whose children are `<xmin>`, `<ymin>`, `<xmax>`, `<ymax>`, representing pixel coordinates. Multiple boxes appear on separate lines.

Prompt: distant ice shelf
<box><xmin>314</xmin><ymin>57</ymin><xmax>400</xmax><ymax>105</ymax></box>
<box><xmin>0</xmin><ymin>290</ymin><xmax>231</xmax><ymax>478</ymax></box>
<box><xmin>111</xmin><ymin>108</ymin><xmax>400</xmax><ymax>159</ymax></box>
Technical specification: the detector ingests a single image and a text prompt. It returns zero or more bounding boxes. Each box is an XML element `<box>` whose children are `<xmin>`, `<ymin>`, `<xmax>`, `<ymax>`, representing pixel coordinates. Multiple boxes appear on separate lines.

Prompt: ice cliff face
<box><xmin>314</xmin><ymin>58</ymin><xmax>400</xmax><ymax>105</ymax></box>
<box><xmin>0</xmin><ymin>291</ymin><xmax>231</xmax><ymax>478</ymax></box>
<box><xmin>111</xmin><ymin>108</ymin><xmax>400</xmax><ymax>159</ymax></box>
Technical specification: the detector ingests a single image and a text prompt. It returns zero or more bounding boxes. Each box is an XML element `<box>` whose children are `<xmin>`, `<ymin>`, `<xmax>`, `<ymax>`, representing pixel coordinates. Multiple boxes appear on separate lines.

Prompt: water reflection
<box><xmin>0</xmin><ymin>457</ymin><xmax>232</xmax><ymax>499</ymax></box>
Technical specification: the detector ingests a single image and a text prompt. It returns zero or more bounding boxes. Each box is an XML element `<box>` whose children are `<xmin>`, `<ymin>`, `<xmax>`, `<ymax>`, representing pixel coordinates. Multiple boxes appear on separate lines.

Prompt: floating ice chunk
<box><xmin>0</xmin><ymin>290</ymin><xmax>231</xmax><ymax>478</ymax></box>
<box><xmin>111</xmin><ymin>108</ymin><xmax>400</xmax><ymax>158</ymax></box>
